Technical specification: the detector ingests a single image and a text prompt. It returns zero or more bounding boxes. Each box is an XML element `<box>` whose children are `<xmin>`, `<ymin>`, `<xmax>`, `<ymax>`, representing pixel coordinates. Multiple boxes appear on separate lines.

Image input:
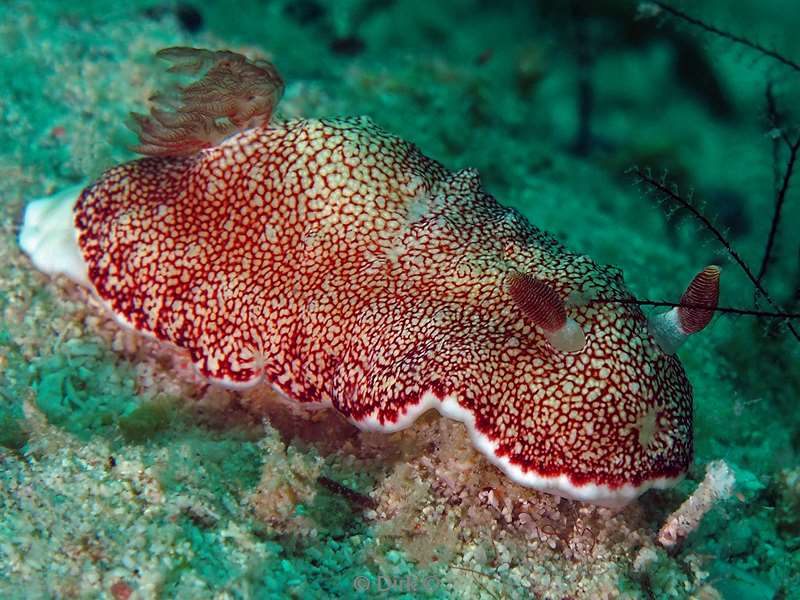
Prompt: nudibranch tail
<box><xmin>18</xmin><ymin>184</ymin><xmax>90</xmax><ymax>288</ymax></box>
<box><xmin>649</xmin><ymin>265</ymin><xmax>721</xmax><ymax>354</ymax></box>
<box><xmin>129</xmin><ymin>47</ymin><xmax>284</xmax><ymax>157</ymax></box>
<box><xmin>507</xmin><ymin>273</ymin><xmax>586</xmax><ymax>352</ymax></box>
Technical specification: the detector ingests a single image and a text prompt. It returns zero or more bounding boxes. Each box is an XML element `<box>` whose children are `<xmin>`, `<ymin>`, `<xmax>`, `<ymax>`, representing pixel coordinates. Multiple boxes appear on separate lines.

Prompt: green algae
<box><xmin>0</xmin><ymin>408</ymin><xmax>26</xmax><ymax>451</ymax></box>
<box><xmin>118</xmin><ymin>396</ymin><xmax>177</xmax><ymax>443</ymax></box>
<box><xmin>31</xmin><ymin>341</ymin><xmax>139</xmax><ymax>437</ymax></box>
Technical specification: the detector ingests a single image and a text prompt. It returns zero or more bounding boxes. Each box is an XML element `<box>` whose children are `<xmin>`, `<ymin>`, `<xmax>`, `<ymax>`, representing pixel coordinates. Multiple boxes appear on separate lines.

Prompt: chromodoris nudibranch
<box><xmin>19</xmin><ymin>48</ymin><xmax>719</xmax><ymax>507</ymax></box>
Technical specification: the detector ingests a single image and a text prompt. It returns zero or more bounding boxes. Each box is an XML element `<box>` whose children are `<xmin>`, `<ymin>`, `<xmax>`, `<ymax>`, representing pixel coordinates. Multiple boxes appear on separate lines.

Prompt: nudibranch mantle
<box><xmin>20</xmin><ymin>52</ymin><xmax>701</xmax><ymax>508</ymax></box>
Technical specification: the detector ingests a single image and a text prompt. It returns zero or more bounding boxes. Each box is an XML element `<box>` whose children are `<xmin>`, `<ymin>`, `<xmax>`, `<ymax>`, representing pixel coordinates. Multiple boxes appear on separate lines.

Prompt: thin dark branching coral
<box><xmin>589</xmin><ymin>296</ymin><xmax>800</xmax><ymax>320</ymax></box>
<box><xmin>639</xmin><ymin>1</ymin><xmax>800</xmax><ymax>74</ymax></box>
<box><xmin>628</xmin><ymin>167</ymin><xmax>800</xmax><ymax>343</ymax></box>
<box><xmin>609</xmin><ymin>2</ymin><xmax>800</xmax><ymax>344</ymax></box>
<box><xmin>760</xmin><ymin>82</ymin><xmax>800</xmax><ymax>285</ymax></box>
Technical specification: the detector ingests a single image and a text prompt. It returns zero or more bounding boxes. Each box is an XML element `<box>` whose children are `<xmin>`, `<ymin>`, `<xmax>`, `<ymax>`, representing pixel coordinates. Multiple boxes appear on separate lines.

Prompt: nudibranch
<box><xmin>19</xmin><ymin>48</ymin><xmax>719</xmax><ymax>507</ymax></box>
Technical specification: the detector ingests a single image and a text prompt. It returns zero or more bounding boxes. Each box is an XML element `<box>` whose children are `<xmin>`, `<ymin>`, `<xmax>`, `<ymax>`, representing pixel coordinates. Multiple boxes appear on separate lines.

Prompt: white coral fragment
<box><xmin>658</xmin><ymin>460</ymin><xmax>735</xmax><ymax>547</ymax></box>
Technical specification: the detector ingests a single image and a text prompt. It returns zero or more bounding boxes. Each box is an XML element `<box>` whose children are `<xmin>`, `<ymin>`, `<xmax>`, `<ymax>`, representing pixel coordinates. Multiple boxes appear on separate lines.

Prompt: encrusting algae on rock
<box><xmin>18</xmin><ymin>47</ymin><xmax>720</xmax><ymax>508</ymax></box>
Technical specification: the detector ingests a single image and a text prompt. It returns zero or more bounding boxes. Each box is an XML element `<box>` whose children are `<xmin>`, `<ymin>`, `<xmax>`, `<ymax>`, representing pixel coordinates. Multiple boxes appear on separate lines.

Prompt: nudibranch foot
<box><xmin>357</xmin><ymin>390</ymin><xmax>682</xmax><ymax>508</ymax></box>
<box><xmin>20</xmin><ymin>48</ymin><xmax>710</xmax><ymax>508</ymax></box>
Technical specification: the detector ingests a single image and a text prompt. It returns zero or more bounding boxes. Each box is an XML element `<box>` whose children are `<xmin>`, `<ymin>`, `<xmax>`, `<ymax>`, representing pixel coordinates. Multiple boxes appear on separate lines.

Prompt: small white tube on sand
<box><xmin>658</xmin><ymin>459</ymin><xmax>735</xmax><ymax>547</ymax></box>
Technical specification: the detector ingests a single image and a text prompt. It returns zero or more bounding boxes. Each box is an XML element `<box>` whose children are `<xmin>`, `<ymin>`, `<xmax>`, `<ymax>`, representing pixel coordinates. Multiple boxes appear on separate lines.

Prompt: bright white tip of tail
<box><xmin>18</xmin><ymin>184</ymin><xmax>90</xmax><ymax>288</ymax></box>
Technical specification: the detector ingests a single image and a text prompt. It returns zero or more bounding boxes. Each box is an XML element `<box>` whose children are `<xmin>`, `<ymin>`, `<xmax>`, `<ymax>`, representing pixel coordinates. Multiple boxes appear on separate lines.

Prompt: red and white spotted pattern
<box><xmin>74</xmin><ymin>117</ymin><xmax>693</xmax><ymax>505</ymax></box>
